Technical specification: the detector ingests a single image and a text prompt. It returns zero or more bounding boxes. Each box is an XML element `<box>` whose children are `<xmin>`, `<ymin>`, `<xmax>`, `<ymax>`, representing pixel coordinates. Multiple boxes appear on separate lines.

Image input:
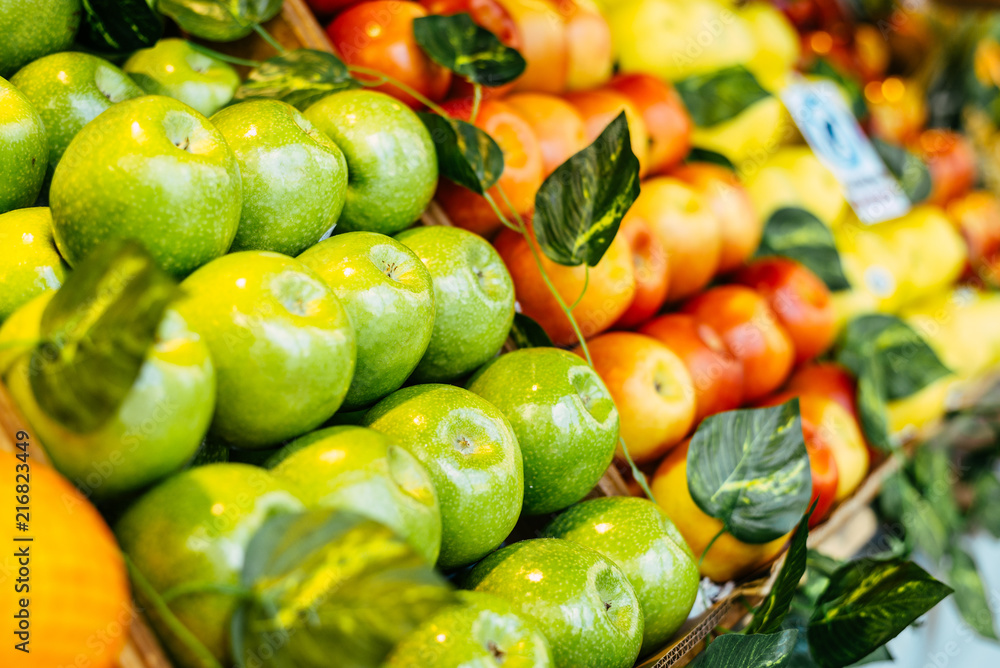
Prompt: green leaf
<box><xmin>884</xmin><ymin>471</ymin><xmax>949</xmax><ymax>562</ymax></box>
<box><xmin>687</xmin><ymin>400</ymin><xmax>812</xmax><ymax>544</ymax></box>
<box><xmin>855</xmin><ymin>359</ymin><xmax>892</xmax><ymax>451</ymax></box>
<box><xmin>747</xmin><ymin>504</ymin><xmax>815</xmax><ymax>635</ymax></box>
<box><xmin>756</xmin><ymin>207</ymin><xmax>851</xmax><ymax>292</ymax></box>
<box><xmin>872</xmin><ymin>138</ymin><xmax>932</xmax><ymax>205</ymax></box>
<box><xmin>836</xmin><ymin>314</ymin><xmax>951</xmax><ymax>401</ymax></box>
<box><xmin>235</xmin><ymin>49</ymin><xmax>360</xmax><ymax>111</ymax></box>
<box><xmin>675</xmin><ymin>65</ymin><xmax>772</xmax><ymax>127</ymax></box>
<box><xmin>689</xmin><ymin>629</ymin><xmax>798</xmax><ymax>668</ymax></box>
<box><xmin>685</xmin><ymin>147</ymin><xmax>736</xmax><ymax>170</ymax></box>
<box><xmin>156</xmin><ymin>0</ymin><xmax>283</xmax><ymax>42</ymax></box>
<box><xmin>971</xmin><ymin>473</ymin><xmax>1000</xmax><ymax>538</ymax></box>
<box><xmin>189</xmin><ymin>439</ymin><xmax>230</xmax><ymax>467</ymax></box>
<box><xmin>910</xmin><ymin>445</ymin><xmax>962</xmax><ymax>535</ymax></box>
<box><xmin>79</xmin><ymin>0</ymin><xmax>163</xmax><ymax>53</ymax></box>
<box><xmin>233</xmin><ymin>509</ymin><xmax>456</xmax><ymax>668</ymax></box>
<box><xmin>534</xmin><ymin>112</ymin><xmax>641</xmax><ymax>267</ymax></box>
<box><xmin>808</xmin><ymin>558</ymin><xmax>953</xmax><ymax>668</ymax></box>
<box><xmin>412</xmin><ymin>13</ymin><xmax>525</xmax><ymax>87</ymax></box>
<box><xmin>509</xmin><ymin>313</ymin><xmax>553</xmax><ymax>349</ymax></box>
<box><xmin>807</xmin><ymin>58</ymin><xmax>867</xmax><ymax>120</ymax></box>
<box><xmin>949</xmin><ymin>547</ymin><xmax>998</xmax><ymax>640</ymax></box>
<box><xmin>28</xmin><ymin>239</ymin><xmax>178</xmax><ymax>434</ymax></box>
<box><xmin>782</xmin><ymin>612</ymin><xmax>893</xmax><ymax>668</ymax></box>
<box><xmin>419</xmin><ymin>112</ymin><xmax>504</xmax><ymax>195</ymax></box>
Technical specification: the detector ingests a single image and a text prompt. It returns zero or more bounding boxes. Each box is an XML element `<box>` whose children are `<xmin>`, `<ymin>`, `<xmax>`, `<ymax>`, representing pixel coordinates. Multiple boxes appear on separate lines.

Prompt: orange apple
<box><xmin>613</xmin><ymin>213</ymin><xmax>670</xmax><ymax>330</ymax></box>
<box><xmin>495</xmin><ymin>0</ymin><xmax>569</xmax><ymax>93</ymax></box>
<box><xmin>563</xmin><ymin>88</ymin><xmax>650</xmax><ymax>175</ymax></box>
<box><xmin>607</xmin><ymin>73</ymin><xmax>692</xmax><ymax>176</ymax></box>
<box><xmin>505</xmin><ymin>92</ymin><xmax>588</xmax><ymax>176</ymax></box>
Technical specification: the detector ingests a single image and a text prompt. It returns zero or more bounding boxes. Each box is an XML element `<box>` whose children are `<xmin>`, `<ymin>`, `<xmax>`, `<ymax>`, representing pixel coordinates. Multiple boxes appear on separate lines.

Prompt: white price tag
<box><xmin>781</xmin><ymin>80</ymin><xmax>910</xmax><ymax>225</ymax></box>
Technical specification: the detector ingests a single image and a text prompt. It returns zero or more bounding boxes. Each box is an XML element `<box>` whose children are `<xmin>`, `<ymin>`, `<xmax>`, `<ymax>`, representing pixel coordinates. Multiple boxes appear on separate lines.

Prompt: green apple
<box><xmin>6</xmin><ymin>307</ymin><xmax>215</xmax><ymax>499</ymax></box>
<box><xmin>50</xmin><ymin>95</ymin><xmax>242</xmax><ymax>277</ymax></box>
<box><xmin>303</xmin><ymin>90</ymin><xmax>437</xmax><ymax>235</ymax></box>
<box><xmin>0</xmin><ymin>0</ymin><xmax>81</xmax><ymax>77</ymax></box>
<box><xmin>115</xmin><ymin>463</ymin><xmax>304</xmax><ymax>665</ymax></box>
<box><xmin>543</xmin><ymin>497</ymin><xmax>699</xmax><ymax>656</ymax></box>
<box><xmin>267</xmin><ymin>425</ymin><xmax>442</xmax><ymax>563</ymax></box>
<box><xmin>385</xmin><ymin>590</ymin><xmax>554</xmax><ymax>668</ymax></box>
<box><xmin>125</xmin><ymin>39</ymin><xmax>239</xmax><ymax>117</ymax></box>
<box><xmin>465</xmin><ymin>538</ymin><xmax>644</xmax><ymax>668</ymax></box>
<box><xmin>210</xmin><ymin>99</ymin><xmax>348</xmax><ymax>256</ymax></box>
<box><xmin>0</xmin><ymin>290</ymin><xmax>53</xmax><ymax>377</ymax></box>
<box><xmin>0</xmin><ymin>77</ymin><xmax>48</xmax><ymax>213</ymax></box>
<box><xmin>298</xmin><ymin>231</ymin><xmax>435</xmax><ymax>408</ymax></box>
<box><xmin>396</xmin><ymin>226</ymin><xmax>514</xmax><ymax>383</ymax></box>
<box><xmin>467</xmin><ymin>348</ymin><xmax>619</xmax><ymax>515</ymax></box>
<box><xmin>11</xmin><ymin>52</ymin><xmax>144</xmax><ymax>171</ymax></box>
<box><xmin>0</xmin><ymin>207</ymin><xmax>67</xmax><ymax>321</ymax></box>
<box><xmin>365</xmin><ymin>384</ymin><xmax>523</xmax><ymax>569</ymax></box>
<box><xmin>176</xmin><ymin>251</ymin><xmax>356</xmax><ymax>449</ymax></box>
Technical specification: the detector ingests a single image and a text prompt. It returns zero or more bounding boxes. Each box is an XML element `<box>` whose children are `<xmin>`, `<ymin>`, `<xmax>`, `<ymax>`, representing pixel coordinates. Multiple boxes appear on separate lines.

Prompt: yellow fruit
<box><xmin>0</xmin><ymin>452</ymin><xmax>131</xmax><ymax>668</ymax></box>
<box><xmin>743</xmin><ymin>146</ymin><xmax>847</xmax><ymax>225</ymax></box>
<box><xmin>696</xmin><ymin>95</ymin><xmax>793</xmax><ymax>168</ymax></box>
<box><xmin>888</xmin><ymin>377</ymin><xmax>958</xmax><ymax>437</ymax></box>
<box><xmin>902</xmin><ymin>288</ymin><xmax>1000</xmax><ymax>379</ymax></box>
<box><xmin>0</xmin><ymin>290</ymin><xmax>53</xmax><ymax>378</ymax></box>
<box><xmin>741</xmin><ymin>1</ymin><xmax>799</xmax><ymax>92</ymax></box>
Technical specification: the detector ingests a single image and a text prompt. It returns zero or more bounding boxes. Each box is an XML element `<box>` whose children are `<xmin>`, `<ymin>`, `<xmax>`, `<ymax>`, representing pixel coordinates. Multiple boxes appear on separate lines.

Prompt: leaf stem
<box><xmin>347</xmin><ymin>65</ymin><xmax>451</xmax><ymax>116</ymax></box>
<box><xmin>569</xmin><ymin>266</ymin><xmax>590</xmax><ymax>312</ymax></box>
<box><xmin>471</xmin><ymin>84</ymin><xmax>483</xmax><ymax>123</ymax></box>
<box><xmin>251</xmin><ymin>22</ymin><xmax>286</xmax><ymax>55</ymax></box>
<box><xmin>188</xmin><ymin>42</ymin><xmax>262</xmax><ymax>68</ymax></box>
<box><xmin>699</xmin><ymin>527</ymin><xmax>727</xmax><ymax>570</ymax></box>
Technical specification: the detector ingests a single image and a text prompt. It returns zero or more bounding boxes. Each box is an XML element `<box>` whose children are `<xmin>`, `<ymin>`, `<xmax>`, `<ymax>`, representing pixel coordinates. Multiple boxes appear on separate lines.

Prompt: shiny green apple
<box><xmin>467</xmin><ymin>348</ymin><xmax>619</xmax><ymax>515</ymax></box>
<box><xmin>0</xmin><ymin>76</ymin><xmax>48</xmax><ymax>213</ymax></box>
<box><xmin>175</xmin><ymin>251</ymin><xmax>356</xmax><ymax>449</ymax></box>
<box><xmin>396</xmin><ymin>226</ymin><xmax>514</xmax><ymax>383</ymax></box>
<box><xmin>0</xmin><ymin>0</ymin><xmax>80</xmax><ymax>77</ymax></box>
<box><xmin>365</xmin><ymin>384</ymin><xmax>523</xmax><ymax>569</ymax></box>
<box><xmin>298</xmin><ymin>231</ymin><xmax>435</xmax><ymax>409</ymax></box>
<box><xmin>303</xmin><ymin>90</ymin><xmax>437</xmax><ymax>235</ymax></box>
<box><xmin>211</xmin><ymin>99</ymin><xmax>348</xmax><ymax>256</ymax></box>
<box><xmin>267</xmin><ymin>425</ymin><xmax>442</xmax><ymax>563</ymax></box>
<box><xmin>11</xmin><ymin>52</ymin><xmax>143</xmax><ymax>171</ymax></box>
<box><xmin>125</xmin><ymin>39</ymin><xmax>239</xmax><ymax>117</ymax></box>
<box><xmin>50</xmin><ymin>95</ymin><xmax>242</xmax><ymax>277</ymax></box>
<box><xmin>465</xmin><ymin>538</ymin><xmax>644</xmax><ymax>668</ymax></box>
<box><xmin>544</xmin><ymin>497</ymin><xmax>699</xmax><ymax>656</ymax></box>
<box><xmin>385</xmin><ymin>590</ymin><xmax>554</xmax><ymax>667</ymax></box>
<box><xmin>0</xmin><ymin>207</ymin><xmax>67</xmax><ymax>321</ymax></box>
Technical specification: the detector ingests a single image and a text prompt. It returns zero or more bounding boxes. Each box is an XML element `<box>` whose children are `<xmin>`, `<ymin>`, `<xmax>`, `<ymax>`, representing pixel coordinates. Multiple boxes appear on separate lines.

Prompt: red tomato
<box><xmin>327</xmin><ymin>2</ymin><xmax>452</xmax><ymax>109</ymax></box>
<box><xmin>607</xmin><ymin>73</ymin><xmax>692</xmax><ymax>176</ymax></box>
<box><xmin>735</xmin><ymin>258</ymin><xmax>836</xmax><ymax>365</ymax></box>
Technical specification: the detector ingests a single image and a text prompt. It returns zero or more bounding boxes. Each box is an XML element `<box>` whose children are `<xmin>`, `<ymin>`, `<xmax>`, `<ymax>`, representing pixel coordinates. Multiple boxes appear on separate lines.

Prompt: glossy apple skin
<box><xmin>176</xmin><ymin>252</ymin><xmax>356</xmax><ymax>449</ymax></box>
<box><xmin>577</xmin><ymin>332</ymin><xmax>696</xmax><ymax>464</ymax></box>
<box><xmin>683</xmin><ymin>285</ymin><xmax>795</xmax><ymax>402</ymax></box>
<box><xmin>124</xmin><ymin>39</ymin><xmax>239</xmax><ymax>117</ymax></box>
<box><xmin>494</xmin><ymin>224</ymin><xmax>635</xmax><ymax>345</ymax></box>
<box><xmin>505</xmin><ymin>92</ymin><xmax>588</xmax><ymax>176</ymax></box>
<box><xmin>304</xmin><ymin>90</ymin><xmax>437</xmax><ymax>235</ymax></box>
<box><xmin>465</xmin><ymin>538</ymin><xmax>643</xmax><ymax>668</ymax></box>
<box><xmin>385</xmin><ymin>590</ymin><xmax>554</xmax><ymax>667</ymax></box>
<box><xmin>0</xmin><ymin>207</ymin><xmax>67</xmax><ymax>321</ymax></box>
<box><xmin>50</xmin><ymin>95</ymin><xmax>241</xmax><ymax>277</ymax></box>
<box><xmin>672</xmin><ymin>162</ymin><xmax>761</xmax><ymax>273</ymax></box>
<box><xmin>736</xmin><ymin>258</ymin><xmax>836</xmax><ymax>365</ymax></box>
<box><xmin>327</xmin><ymin>2</ymin><xmax>452</xmax><ymax>109</ymax></box>
<box><xmin>653</xmin><ymin>441</ymin><xmax>791</xmax><ymax>583</ymax></box>
<box><xmin>365</xmin><ymin>384</ymin><xmax>523</xmax><ymax>569</ymax></box>
<box><xmin>11</xmin><ymin>52</ymin><xmax>143</xmax><ymax>171</ymax></box>
<box><xmin>7</xmin><ymin>308</ymin><xmax>215</xmax><ymax>499</ymax></box>
<box><xmin>435</xmin><ymin>97</ymin><xmax>544</xmax><ymax>238</ymax></box>
<box><xmin>396</xmin><ymin>226</ymin><xmax>514</xmax><ymax>383</ymax></box>
<box><xmin>115</xmin><ymin>464</ymin><xmax>304</xmax><ymax>665</ymax></box>
<box><xmin>467</xmin><ymin>348</ymin><xmax>619</xmax><ymax>515</ymax></box>
<box><xmin>544</xmin><ymin>497</ymin><xmax>699</xmax><ymax>657</ymax></box>
<box><xmin>630</xmin><ymin>177</ymin><xmax>720</xmax><ymax>301</ymax></box>
<box><xmin>211</xmin><ymin>99</ymin><xmax>348</xmax><ymax>256</ymax></box>
<box><xmin>558</xmin><ymin>0</ymin><xmax>614</xmax><ymax>91</ymax></box>
<box><xmin>640</xmin><ymin>314</ymin><xmax>744</xmax><ymax>424</ymax></box>
<box><xmin>267</xmin><ymin>425</ymin><xmax>442</xmax><ymax>563</ymax></box>
<box><xmin>787</xmin><ymin>362</ymin><xmax>859</xmax><ymax>420</ymax></box>
<box><xmin>496</xmin><ymin>0</ymin><xmax>568</xmax><ymax>93</ymax></box>
<box><xmin>0</xmin><ymin>0</ymin><xmax>80</xmax><ymax>77</ymax></box>
<box><xmin>299</xmin><ymin>231</ymin><xmax>435</xmax><ymax>408</ymax></box>
<box><xmin>613</xmin><ymin>212</ymin><xmax>670</xmax><ymax>329</ymax></box>
<box><xmin>607</xmin><ymin>73</ymin><xmax>691</xmax><ymax>175</ymax></box>
<box><xmin>0</xmin><ymin>77</ymin><xmax>48</xmax><ymax>213</ymax></box>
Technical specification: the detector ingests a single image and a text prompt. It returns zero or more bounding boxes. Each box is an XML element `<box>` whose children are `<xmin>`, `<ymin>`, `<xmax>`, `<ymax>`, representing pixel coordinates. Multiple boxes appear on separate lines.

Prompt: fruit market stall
<box><xmin>2</xmin><ymin>1</ymin><xmax>1000</xmax><ymax>668</ymax></box>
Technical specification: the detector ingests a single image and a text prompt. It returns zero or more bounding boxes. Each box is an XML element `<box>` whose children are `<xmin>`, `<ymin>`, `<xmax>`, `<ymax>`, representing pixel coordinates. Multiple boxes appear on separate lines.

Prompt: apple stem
<box><xmin>188</xmin><ymin>42</ymin><xmax>262</xmax><ymax>69</ymax></box>
<box><xmin>471</xmin><ymin>84</ymin><xmax>483</xmax><ymax>123</ymax></box>
<box><xmin>252</xmin><ymin>22</ymin><xmax>287</xmax><ymax>55</ymax></box>
<box><xmin>347</xmin><ymin>66</ymin><xmax>452</xmax><ymax>117</ymax></box>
